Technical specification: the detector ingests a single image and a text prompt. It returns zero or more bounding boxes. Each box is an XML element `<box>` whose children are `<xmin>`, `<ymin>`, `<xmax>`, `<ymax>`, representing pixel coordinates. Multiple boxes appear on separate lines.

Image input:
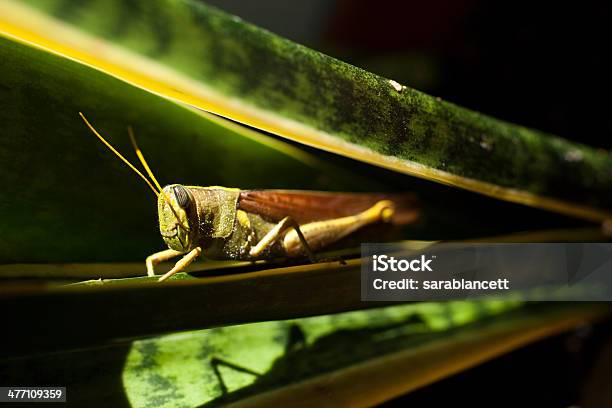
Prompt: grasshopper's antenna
<box><xmin>79</xmin><ymin>112</ymin><xmax>160</xmax><ymax>197</ymax></box>
<box><xmin>126</xmin><ymin>125</ymin><xmax>188</xmax><ymax>230</ymax></box>
<box><xmin>128</xmin><ymin>126</ymin><xmax>164</xmax><ymax>193</ymax></box>
<box><xmin>79</xmin><ymin>113</ymin><xmax>188</xmax><ymax>231</ymax></box>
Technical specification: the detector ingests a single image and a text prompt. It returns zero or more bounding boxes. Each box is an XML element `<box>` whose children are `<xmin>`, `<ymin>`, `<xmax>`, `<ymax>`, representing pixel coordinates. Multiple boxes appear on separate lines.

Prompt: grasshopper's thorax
<box><xmin>158</xmin><ymin>185</ymin><xmax>241</xmax><ymax>253</ymax></box>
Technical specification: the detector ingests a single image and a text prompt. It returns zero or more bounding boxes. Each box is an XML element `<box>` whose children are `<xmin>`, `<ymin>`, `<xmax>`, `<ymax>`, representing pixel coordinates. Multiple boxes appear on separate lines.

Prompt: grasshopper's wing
<box><xmin>238</xmin><ymin>190</ymin><xmax>419</xmax><ymax>225</ymax></box>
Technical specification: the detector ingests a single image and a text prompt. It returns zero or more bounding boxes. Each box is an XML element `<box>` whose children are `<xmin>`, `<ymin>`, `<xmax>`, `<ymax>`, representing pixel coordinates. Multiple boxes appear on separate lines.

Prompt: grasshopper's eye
<box><xmin>173</xmin><ymin>185</ymin><xmax>190</xmax><ymax>209</ymax></box>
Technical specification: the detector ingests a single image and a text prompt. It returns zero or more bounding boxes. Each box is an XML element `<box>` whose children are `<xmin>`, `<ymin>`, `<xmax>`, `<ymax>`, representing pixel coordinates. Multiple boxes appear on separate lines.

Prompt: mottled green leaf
<box><xmin>2</xmin><ymin>0</ymin><xmax>612</xmax><ymax>220</ymax></box>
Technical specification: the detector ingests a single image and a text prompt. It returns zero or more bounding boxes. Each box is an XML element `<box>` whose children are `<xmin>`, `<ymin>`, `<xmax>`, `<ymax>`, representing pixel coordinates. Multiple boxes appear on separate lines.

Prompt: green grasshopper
<box><xmin>80</xmin><ymin>113</ymin><xmax>419</xmax><ymax>282</ymax></box>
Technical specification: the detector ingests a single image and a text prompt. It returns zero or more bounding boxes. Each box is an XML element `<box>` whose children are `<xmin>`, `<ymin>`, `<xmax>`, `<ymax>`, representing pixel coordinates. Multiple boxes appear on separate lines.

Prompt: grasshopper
<box><xmin>79</xmin><ymin>113</ymin><xmax>419</xmax><ymax>282</ymax></box>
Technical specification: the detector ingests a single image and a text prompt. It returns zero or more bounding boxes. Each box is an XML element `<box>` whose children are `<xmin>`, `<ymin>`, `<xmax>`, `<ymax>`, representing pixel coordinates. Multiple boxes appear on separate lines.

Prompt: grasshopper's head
<box><xmin>158</xmin><ymin>184</ymin><xmax>197</xmax><ymax>252</ymax></box>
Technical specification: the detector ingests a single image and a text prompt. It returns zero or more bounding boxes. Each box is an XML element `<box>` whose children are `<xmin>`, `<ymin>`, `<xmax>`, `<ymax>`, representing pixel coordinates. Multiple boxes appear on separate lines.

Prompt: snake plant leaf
<box><xmin>2</xmin><ymin>0</ymin><xmax>612</xmax><ymax>221</ymax></box>
<box><xmin>1</xmin><ymin>259</ymin><xmax>396</xmax><ymax>357</ymax></box>
<box><xmin>6</xmin><ymin>229</ymin><xmax>609</xmax><ymax>360</ymax></box>
<box><xmin>121</xmin><ymin>300</ymin><xmax>522</xmax><ymax>407</ymax></box>
<box><xmin>0</xmin><ymin>34</ymin><xmax>381</xmax><ymax>264</ymax></box>
<box><xmin>2</xmin><ymin>302</ymin><xmax>607</xmax><ymax>407</ymax></box>
<box><xmin>225</xmin><ymin>304</ymin><xmax>607</xmax><ymax>408</ymax></box>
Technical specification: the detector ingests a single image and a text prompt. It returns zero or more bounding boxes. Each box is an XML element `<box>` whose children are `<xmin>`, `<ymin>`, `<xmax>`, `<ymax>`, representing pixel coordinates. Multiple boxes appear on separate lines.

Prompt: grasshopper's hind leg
<box><xmin>283</xmin><ymin>200</ymin><xmax>395</xmax><ymax>257</ymax></box>
<box><xmin>249</xmin><ymin>200</ymin><xmax>395</xmax><ymax>262</ymax></box>
<box><xmin>146</xmin><ymin>249</ymin><xmax>184</xmax><ymax>276</ymax></box>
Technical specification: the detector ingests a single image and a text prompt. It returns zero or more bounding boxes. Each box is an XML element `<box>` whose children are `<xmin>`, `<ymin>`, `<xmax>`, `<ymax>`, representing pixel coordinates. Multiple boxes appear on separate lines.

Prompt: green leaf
<box><xmin>0</xmin><ymin>34</ymin><xmax>378</xmax><ymax>264</ymax></box>
<box><xmin>121</xmin><ymin>300</ymin><xmax>520</xmax><ymax>407</ymax></box>
<box><xmin>2</xmin><ymin>0</ymin><xmax>612</xmax><ymax>220</ymax></box>
<box><xmin>2</xmin><ymin>302</ymin><xmax>608</xmax><ymax>407</ymax></box>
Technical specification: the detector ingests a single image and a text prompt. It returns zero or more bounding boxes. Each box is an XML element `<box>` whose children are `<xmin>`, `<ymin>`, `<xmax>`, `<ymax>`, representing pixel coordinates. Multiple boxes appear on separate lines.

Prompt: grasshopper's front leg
<box><xmin>146</xmin><ymin>249</ymin><xmax>184</xmax><ymax>276</ymax></box>
<box><xmin>157</xmin><ymin>247</ymin><xmax>202</xmax><ymax>282</ymax></box>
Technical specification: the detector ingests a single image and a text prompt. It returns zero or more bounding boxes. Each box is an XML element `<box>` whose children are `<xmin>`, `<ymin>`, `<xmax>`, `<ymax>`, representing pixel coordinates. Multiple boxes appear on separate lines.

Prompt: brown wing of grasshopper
<box><xmin>238</xmin><ymin>190</ymin><xmax>419</xmax><ymax>225</ymax></box>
